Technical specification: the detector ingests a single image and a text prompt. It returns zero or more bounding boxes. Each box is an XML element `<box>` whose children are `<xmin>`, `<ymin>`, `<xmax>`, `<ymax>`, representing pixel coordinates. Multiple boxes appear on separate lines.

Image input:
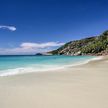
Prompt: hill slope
<box><xmin>50</xmin><ymin>30</ymin><xmax>108</xmax><ymax>56</ymax></box>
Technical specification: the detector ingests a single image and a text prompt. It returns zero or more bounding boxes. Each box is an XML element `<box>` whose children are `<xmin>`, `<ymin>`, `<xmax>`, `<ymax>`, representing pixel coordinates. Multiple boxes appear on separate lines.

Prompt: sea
<box><xmin>0</xmin><ymin>55</ymin><xmax>98</xmax><ymax>76</ymax></box>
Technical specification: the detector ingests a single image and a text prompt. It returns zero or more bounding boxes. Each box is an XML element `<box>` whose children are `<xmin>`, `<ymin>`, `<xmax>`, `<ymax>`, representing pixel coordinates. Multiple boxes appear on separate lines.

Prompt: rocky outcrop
<box><xmin>50</xmin><ymin>30</ymin><xmax>108</xmax><ymax>56</ymax></box>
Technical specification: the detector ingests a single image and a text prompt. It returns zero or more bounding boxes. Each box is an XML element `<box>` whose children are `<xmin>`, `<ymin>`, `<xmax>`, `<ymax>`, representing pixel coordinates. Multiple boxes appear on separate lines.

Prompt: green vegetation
<box><xmin>50</xmin><ymin>30</ymin><xmax>108</xmax><ymax>56</ymax></box>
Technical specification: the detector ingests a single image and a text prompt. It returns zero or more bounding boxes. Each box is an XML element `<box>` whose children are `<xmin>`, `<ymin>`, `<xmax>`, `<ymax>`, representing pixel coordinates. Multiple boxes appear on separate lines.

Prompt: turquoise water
<box><xmin>0</xmin><ymin>55</ymin><xmax>96</xmax><ymax>76</ymax></box>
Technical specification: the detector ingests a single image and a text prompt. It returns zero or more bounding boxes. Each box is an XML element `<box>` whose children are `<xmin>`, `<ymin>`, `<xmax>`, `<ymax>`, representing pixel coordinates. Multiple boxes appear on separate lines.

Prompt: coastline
<box><xmin>0</xmin><ymin>56</ymin><xmax>103</xmax><ymax>77</ymax></box>
<box><xmin>0</xmin><ymin>55</ymin><xmax>108</xmax><ymax>108</ymax></box>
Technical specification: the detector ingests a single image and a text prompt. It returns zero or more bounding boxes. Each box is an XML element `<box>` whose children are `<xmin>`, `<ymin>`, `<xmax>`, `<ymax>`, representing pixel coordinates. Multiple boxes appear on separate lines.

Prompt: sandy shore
<box><xmin>0</xmin><ymin>56</ymin><xmax>108</xmax><ymax>108</ymax></box>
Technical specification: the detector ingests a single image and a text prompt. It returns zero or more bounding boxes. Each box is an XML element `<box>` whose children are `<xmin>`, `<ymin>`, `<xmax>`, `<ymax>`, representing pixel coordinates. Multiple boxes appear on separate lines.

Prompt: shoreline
<box><xmin>0</xmin><ymin>55</ymin><xmax>108</xmax><ymax>108</ymax></box>
<box><xmin>0</xmin><ymin>56</ymin><xmax>103</xmax><ymax>77</ymax></box>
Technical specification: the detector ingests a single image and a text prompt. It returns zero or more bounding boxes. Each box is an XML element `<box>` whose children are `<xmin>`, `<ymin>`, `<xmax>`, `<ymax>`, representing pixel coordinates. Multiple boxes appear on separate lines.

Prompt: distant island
<box><xmin>35</xmin><ymin>53</ymin><xmax>52</xmax><ymax>56</ymax></box>
<box><xmin>50</xmin><ymin>30</ymin><xmax>108</xmax><ymax>56</ymax></box>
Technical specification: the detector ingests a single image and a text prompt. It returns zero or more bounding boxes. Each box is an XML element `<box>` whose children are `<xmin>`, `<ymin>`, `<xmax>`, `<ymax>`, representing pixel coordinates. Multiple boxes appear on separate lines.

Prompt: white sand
<box><xmin>0</xmin><ymin>56</ymin><xmax>108</xmax><ymax>108</ymax></box>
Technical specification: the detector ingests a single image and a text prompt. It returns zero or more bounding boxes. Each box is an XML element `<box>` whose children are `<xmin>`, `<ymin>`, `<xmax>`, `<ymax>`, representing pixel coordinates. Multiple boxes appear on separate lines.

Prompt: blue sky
<box><xmin>0</xmin><ymin>0</ymin><xmax>108</xmax><ymax>54</ymax></box>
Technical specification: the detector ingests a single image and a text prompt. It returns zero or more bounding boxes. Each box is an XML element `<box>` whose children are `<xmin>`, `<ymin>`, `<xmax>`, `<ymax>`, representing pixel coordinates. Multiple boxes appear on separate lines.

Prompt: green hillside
<box><xmin>50</xmin><ymin>30</ymin><xmax>108</xmax><ymax>56</ymax></box>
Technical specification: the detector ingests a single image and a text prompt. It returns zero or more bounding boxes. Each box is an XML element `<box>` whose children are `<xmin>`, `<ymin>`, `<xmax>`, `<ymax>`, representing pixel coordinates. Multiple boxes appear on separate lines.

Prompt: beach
<box><xmin>0</xmin><ymin>56</ymin><xmax>108</xmax><ymax>108</ymax></box>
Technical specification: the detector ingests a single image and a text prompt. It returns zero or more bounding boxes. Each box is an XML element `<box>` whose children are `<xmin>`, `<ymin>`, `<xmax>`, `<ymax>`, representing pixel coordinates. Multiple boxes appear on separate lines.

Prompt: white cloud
<box><xmin>0</xmin><ymin>25</ymin><xmax>16</xmax><ymax>31</ymax></box>
<box><xmin>20</xmin><ymin>42</ymin><xmax>64</xmax><ymax>49</ymax></box>
<box><xmin>0</xmin><ymin>42</ymin><xmax>65</xmax><ymax>55</ymax></box>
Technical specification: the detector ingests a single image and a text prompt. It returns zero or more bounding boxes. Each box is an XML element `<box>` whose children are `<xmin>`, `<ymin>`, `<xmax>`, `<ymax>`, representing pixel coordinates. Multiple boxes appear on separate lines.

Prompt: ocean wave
<box><xmin>0</xmin><ymin>65</ymin><xmax>64</xmax><ymax>77</ymax></box>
